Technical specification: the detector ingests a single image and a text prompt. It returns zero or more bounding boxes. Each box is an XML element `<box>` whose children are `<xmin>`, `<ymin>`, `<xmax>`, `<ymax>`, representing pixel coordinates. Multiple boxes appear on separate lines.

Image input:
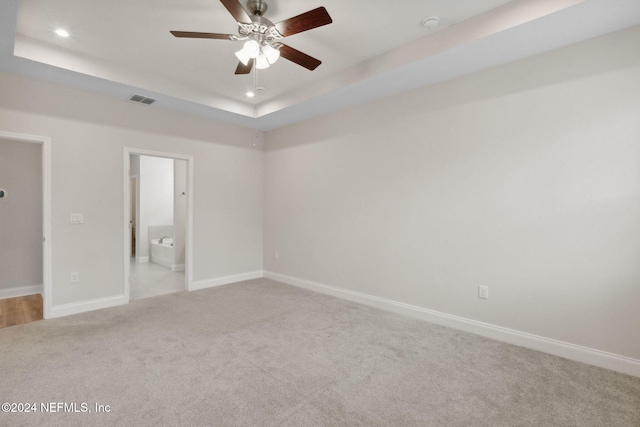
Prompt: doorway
<box><xmin>123</xmin><ymin>149</ymin><xmax>193</xmax><ymax>302</ymax></box>
<box><xmin>0</xmin><ymin>131</ymin><xmax>51</xmax><ymax>320</ymax></box>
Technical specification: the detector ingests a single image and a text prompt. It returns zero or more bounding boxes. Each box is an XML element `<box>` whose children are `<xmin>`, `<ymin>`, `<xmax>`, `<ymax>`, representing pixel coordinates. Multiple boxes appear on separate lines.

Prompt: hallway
<box><xmin>0</xmin><ymin>294</ymin><xmax>42</xmax><ymax>328</ymax></box>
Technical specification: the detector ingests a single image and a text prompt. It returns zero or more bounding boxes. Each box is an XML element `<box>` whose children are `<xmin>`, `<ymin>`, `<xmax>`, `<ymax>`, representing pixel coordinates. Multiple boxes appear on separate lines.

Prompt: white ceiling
<box><xmin>1</xmin><ymin>0</ymin><xmax>640</xmax><ymax>130</ymax></box>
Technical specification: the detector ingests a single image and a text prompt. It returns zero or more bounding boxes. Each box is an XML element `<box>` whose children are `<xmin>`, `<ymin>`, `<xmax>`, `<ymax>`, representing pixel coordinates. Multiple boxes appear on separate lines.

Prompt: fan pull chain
<box><xmin>253</xmin><ymin>66</ymin><xmax>258</xmax><ymax>92</ymax></box>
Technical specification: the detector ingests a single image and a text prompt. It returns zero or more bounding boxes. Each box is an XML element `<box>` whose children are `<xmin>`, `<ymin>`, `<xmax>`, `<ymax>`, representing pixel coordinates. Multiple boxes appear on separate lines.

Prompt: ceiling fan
<box><xmin>171</xmin><ymin>0</ymin><xmax>332</xmax><ymax>74</ymax></box>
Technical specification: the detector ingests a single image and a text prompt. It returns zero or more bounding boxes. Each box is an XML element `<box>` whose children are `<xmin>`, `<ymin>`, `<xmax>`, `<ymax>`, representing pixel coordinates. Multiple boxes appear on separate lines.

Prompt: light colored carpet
<box><xmin>1</xmin><ymin>278</ymin><xmax>638</xmax><ymax>426</ymax></box>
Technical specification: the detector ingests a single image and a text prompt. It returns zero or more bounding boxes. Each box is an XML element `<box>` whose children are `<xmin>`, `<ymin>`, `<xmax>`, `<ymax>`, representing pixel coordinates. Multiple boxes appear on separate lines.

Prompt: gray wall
<box><xmin>263</xmin><ymin>26</ymin><xmax>640</xmax><ymax>360</ymax></box>
<box><xmin>0</xmin><ymin>70</ymin><xmax>263</xmax><ymax>310</ymax></box>
<box><xmin>0</xmin><ymin>138</ymin><xmax>42</xmax><ymax>292</ymax></box>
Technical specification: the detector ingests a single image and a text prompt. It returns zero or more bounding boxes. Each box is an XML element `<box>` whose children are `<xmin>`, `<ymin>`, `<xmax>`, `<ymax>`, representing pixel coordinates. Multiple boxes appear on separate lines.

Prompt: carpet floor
<box><xmin>1</xmin><ymin>278</ymin><xmax>639</xmax><ymax>426</ymax></box>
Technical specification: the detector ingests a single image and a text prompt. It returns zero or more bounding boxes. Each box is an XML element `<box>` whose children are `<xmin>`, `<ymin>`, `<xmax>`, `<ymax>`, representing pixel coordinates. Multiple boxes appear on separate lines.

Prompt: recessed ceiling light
<box><xmin>55</xmin><ymin>29</ymin><xmax>70</xmax><ymax>38</ymax></box>
<box><xmin>246</xmin><ymin>91</ymin><xmax>255</xmax><ymax>98</ymax></box>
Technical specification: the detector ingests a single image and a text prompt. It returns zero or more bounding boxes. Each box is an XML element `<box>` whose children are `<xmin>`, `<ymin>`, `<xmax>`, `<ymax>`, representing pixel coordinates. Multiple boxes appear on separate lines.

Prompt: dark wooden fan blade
<box><xmin>279</xmin><ymin>44</ymin><xmax>321</xmax><ymax>71</ymax></box>
<box><xmin>275</xmin><ymin>7</ymin><xmax>332</xmax><ymax>37</ymax></box>
<box><xmin>235</xmin><ymin>58</ymin><xmax>254</xmax><ymax>74</ymax></box>
<box><xmin>220</xmin><ymin>0</ymin><xmax>252</xmax><ymax>23</ymax></box>
<box><xmin>171</xmin><ymin>31</ymin><xmax>235</xmax><ymax>40</ymax></box>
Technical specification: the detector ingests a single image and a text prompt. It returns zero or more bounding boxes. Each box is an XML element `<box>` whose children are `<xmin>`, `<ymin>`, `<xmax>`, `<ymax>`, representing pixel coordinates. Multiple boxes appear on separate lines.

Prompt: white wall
<box><xmin>264</xmin><ymin>26</ymin><xmax>640</xmax><ymax>361</ymax></box>
<box><xmin>137</xmin><ymin>155</ymin><xmax>173</xmax><ymax>260</ymax></box>
<box><xmin>0</xmin><ymin>138</ymin><xmax>42</xmax><ymax>293</ymax></box>
<box><xmin>0</xmin><ymin>70</ymin><xmax>263</xmax><ymax>312</ymax></box>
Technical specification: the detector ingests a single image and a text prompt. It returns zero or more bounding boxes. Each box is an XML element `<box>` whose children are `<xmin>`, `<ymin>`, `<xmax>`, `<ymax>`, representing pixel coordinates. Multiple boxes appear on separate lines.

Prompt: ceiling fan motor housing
<box><xmin>240</xmin><ymin>0</ymin><xmax>281</xmax><ymax>41</ymax></box>
<box><xmin>238</xmin><ymin>16</ymin><xmax>282</xmax><ymax>41</ymax></box>
<box><xmin>247</xmin><ymin>0</ymin><xmax>268</xmax><ymax>17</ymax></box>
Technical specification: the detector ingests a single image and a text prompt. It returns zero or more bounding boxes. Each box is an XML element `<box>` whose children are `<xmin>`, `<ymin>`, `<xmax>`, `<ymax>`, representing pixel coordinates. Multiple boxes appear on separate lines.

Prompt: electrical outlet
<box><xmin>478</xmin><ymin>285</ymin><xmax>489</xmax><ymax>299</ymax></box>
<box><xmin>71</xmin><ymin>272</ymin><xmax>80</xmax><ymax>283</ymax></box>
<box><xmin>274</xmin><ymin>251</ymin><xmax>279</xmax><ymax>260</ymax></box>
<box><xmin>70</xmin><ymin>213</ymin><xmax>84</xmax><ymax>224</ymax></box>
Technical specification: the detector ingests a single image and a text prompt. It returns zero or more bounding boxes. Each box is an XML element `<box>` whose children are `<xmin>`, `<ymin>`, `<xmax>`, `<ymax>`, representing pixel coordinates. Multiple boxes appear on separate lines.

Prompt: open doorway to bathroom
<box><xmin>124</xmin><ymin>149</ymin><xmax>193</xmax><ymax>302</ymax></box>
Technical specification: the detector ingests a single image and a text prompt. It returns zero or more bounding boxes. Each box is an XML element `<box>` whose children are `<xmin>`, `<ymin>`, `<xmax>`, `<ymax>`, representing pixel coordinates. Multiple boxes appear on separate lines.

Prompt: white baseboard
<box><xmin>191</xmin><ymin>270</ymin><xmax>264</xmax><ymax>291</ymax></box>
<box><xmin>172</xmin><ymin>264</ymin><xmax>185</xmax><ymax>272</ymax></box>
<box><xmin>0</xmin><ymin>285</ymin><xmax>43</xmax><ymax>299</ymax></box>
<box><xmin>135</xmin><ymin>256</ymin><xmax>149</xmax><ymax>263</ymax></box>
<box><xmin>45</xmin><ymin>270</ymin><xmax>263</xmax><ymax>319</ymax></box>
<box><xmin>264</xmin><ymin>271</ymin><xmax>640</xmax><ymax>378</ymax></box>
<box><xmin>48</xmin><ymin>295</ymin><xmax>126</xmax><ymax>319</ymax></box>
<box><xmin>150</xmin><ymin>255</ymin><xmax>172</xmax><ymax>270</ymax></box>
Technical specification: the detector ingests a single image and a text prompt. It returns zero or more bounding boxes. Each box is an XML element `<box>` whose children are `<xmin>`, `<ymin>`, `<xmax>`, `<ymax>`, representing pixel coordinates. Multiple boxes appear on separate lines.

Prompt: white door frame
<box><xmin>123</xmin><ymin>148</ymin><xmax>194</xmax><ymax>302</ymax></box>
<box><xmin>129</xmin><ymin>175</ymin><xmax>138</xmax><ymax>260</ymax></box>
<box><xmin>0</xmin><ymin>131</ymin><xmax>52</xmax><ymax>319</ymax></box>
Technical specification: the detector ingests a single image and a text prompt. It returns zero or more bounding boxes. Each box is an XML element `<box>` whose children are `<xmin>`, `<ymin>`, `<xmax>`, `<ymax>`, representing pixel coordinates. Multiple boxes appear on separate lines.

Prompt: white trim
<box><xmin>192</xmin><ymin>271</ymin><xmax>264</xmax><ymax>291</ymax></box>
<box><xmin>264</xmin><ymin>271</ymin><xmax>640</xmax><ymax>378</ymax></box>
<box><xmin>48</xmin><ymin>295</ymin><xmax>126</xmax><ymax>319</ymax></box>
<box><xmin>129</xmin><ymin>175</ymin><xmax>139</xmax><ymax>260</ymax></box>
<box><xmin>0</xmin><ymin>285</ymin><xmax>43</xmax><ymax>299</ymax></box>
<box><xmin>172</xmin><ymin>264</ymin><xmax>185</xmax><ymax>272</ymax></box>
<box><xmin>123</xmin><ymin>148</ymin><xmax>195</xmax><ymax>303</ymax></box>
<box><xmin>149</xmin><ymin>255</ymin><xmax>173</xmax><ymax>270</ymax></box>
<box><xmin>0</xmin><ymin>131</ymin><xmax>52</xmax><ymax>319</ymax></box>
<box><xmin>135</xmin><ymin>256</ymin><xmax>149</xmax><ymax>263</ymax></box>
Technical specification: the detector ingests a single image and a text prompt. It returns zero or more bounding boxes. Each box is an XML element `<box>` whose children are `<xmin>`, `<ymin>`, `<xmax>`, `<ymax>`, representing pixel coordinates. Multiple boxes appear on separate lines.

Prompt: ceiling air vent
<box><xmin>129</xmin><ymin>94</ymin><xmax>156</xmax><ymax>105</ymax></box>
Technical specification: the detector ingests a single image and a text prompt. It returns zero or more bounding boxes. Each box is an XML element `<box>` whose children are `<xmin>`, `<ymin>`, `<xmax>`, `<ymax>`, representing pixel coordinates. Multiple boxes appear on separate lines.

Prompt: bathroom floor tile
<box><xmin>130</xmin><ymin>260</ymin><xmax>185</xmax><ymax>301</ymax></box>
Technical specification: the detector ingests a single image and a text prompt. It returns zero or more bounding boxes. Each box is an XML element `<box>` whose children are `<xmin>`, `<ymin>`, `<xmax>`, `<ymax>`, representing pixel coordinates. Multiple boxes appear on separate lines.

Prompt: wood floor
<box><xmin>0</xmin><ymin>294</ymin><xmax>43</xmax><ymax>328</ymax></box>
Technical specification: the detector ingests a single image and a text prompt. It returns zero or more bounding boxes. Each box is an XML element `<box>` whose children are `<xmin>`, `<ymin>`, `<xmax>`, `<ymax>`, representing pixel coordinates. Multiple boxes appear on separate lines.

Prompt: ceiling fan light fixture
<box><xmin>235</xmin><ymin>39</ymin><xmax>261</xmax><ymax>65</ymax></box>
<box><xmin>244</xmin><ymin>40</ymin><xmax>260</xmax><ymax>58</ymax></box>
<box><xmin>262</xmin><ymin>44</ymin><xmax>280</xmax><ymax>64</ymax></box>
<box><xmin>235</xmin><ymin>48</ymin><xmax>251</xmax><ymax>65</ymax></box>
<box><xmin>255</xmin><ymin>54</ymin><xmax>270</xmax><ymax>70</ymax></box>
